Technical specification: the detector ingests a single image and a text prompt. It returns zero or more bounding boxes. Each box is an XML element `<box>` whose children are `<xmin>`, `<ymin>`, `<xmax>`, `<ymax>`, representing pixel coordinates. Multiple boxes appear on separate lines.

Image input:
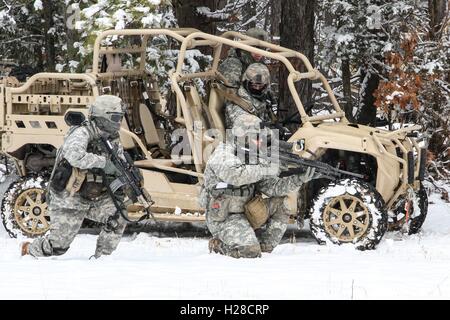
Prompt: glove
<box><xmin>300</xmin><ymin>167</ymin><xmax>316</xmax><ymax>183</ymax></box>
<box><xmin>103</xmin><ymin>159</ymin><xmax>121</xmax><ymax>176</ymax></box>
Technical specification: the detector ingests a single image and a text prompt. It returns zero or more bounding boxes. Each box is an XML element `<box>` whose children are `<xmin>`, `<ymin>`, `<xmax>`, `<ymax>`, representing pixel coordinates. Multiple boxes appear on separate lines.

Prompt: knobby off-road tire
<box><xmin>1</xmin><ymin>174</ymin><xmax>50</xmax><ymax>238</ymax></box>
<box><xmin>309</xmin><ymin>179</ymin><xmax>388</xmax><ymax>250</ymax></box>
<box><xmin>388</xmin><ymin>183</ymin><xmax>428</xmax><ymax>235</ymax></box>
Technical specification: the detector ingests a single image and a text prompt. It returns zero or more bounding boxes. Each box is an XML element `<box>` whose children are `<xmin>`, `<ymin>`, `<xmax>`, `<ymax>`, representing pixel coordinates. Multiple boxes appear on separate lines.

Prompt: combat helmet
<box><xmin>246</xmin><ymin>28</ymin><xmax>270</xmax><ymax>42</ymax></box>
<box><xmin>231</xmin><ymin>113</ymin><xmax>262</xmax><ymax>138</ymax></box>
<box><xmin>242</xmin><ymin>63</ymin><xmax>271</xmax><ymax>99</ymax></box>
<box><xmin>89</xmin><ymin>95</ymin><xmax>124</xmax><ymax>133</ymax></box>
<box><xmin>230</xmin><ymin>113</ymin><xmax>275</xmax><ymax>164</ymax></box>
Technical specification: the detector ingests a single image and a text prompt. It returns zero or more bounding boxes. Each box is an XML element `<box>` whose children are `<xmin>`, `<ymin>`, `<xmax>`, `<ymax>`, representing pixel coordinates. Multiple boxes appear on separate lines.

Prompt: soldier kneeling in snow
<box><xmin>21</xmin><ymin>95</ymin><xmax>131</xmax><ymax>259</ymax></box>
<box><xmin>200</xmin><ymin>114</ymin><xmax>321</xmax><ymax>258</ymax></box>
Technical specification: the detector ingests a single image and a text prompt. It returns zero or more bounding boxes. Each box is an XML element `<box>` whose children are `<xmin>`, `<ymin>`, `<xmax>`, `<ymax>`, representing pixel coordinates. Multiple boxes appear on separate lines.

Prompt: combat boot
<box><xmin>208</xmin><ymin>238</ymin><xmax>225</xmax><ymax>255</ymax></box>
<box><xmin>260</xmin><ymin>243</ymin><xmax>274</xmax><ymax>253</ymax></box>
<box><xmin>20</xmin><ymin>241</ymin><xmax>31</xmax><ymax>256</ymax></box>
<box><xmin>228</xmin><ymin>244</ymin><xmax>262</xmax><ymax>258</ymax></box>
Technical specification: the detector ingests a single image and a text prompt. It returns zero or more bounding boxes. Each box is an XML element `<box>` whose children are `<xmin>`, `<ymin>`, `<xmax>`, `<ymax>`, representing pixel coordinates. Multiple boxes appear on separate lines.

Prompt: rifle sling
<box><xmin>213</xmin><ymin>83</ymin><xmax>255</xmax><ymax>114</ymax></box>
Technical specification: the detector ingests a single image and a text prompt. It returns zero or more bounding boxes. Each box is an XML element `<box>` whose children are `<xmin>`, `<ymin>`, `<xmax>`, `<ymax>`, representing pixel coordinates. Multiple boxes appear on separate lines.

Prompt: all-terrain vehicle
<box><xmin>0</xmin><ymin>29</ymin><xmax>427</xmax><ymax>250</ymax></box>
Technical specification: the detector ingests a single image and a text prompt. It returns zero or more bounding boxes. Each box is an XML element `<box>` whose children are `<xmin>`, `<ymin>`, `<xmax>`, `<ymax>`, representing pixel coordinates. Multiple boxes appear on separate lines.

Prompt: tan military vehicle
<box><xmin>0</xmin><ymin>29</ymin><xmax>427</xmax><ymax>250</ymax></box>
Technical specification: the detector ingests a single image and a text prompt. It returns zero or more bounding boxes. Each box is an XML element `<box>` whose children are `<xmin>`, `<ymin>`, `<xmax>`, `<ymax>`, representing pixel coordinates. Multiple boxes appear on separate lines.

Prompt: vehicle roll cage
<box><xmin>91</xmin><ymin>28</ymin><xmax>348</xmax><ymax>126</ymax></box>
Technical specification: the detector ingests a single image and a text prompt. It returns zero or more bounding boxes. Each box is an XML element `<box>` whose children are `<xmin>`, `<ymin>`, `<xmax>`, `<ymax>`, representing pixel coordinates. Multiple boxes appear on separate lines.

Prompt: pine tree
<box><xmin>0</xmin><ymin>0</ymin><xmax>67</xmax><ymax>73</ymax></box>
<box><xmin>71</xmin><ymin>0</ymin><xmax>177</xmax><ymax>73</ymax></box>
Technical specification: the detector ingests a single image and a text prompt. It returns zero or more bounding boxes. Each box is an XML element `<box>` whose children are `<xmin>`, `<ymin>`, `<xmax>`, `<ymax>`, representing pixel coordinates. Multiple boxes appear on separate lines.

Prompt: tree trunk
<box><xmin>270</xmin><ymin>0</ymin><xmax>281</xmax><ymax>40</ymax></box>
<box><xmin>65</xmin><ymin>4</ymin><xmax>78</xmax><ymax>70</ymax></box>
<box><xmin>342</xmin><ymin>57</ymin><xmax>354</xmax><ymax>122</ymax></box>
<box><xmin>43</xmin><ymin>0</ymin><xmax>56</xmax><ymax>71</ymax></box>
<box><xmin>357</xmin><ymin>66</ymin><xmax>380</xmax><ymax>126</ymax></box>
<box><xmin>428</xmin><ymin>0</ymin><xmax>449</xmax><ymax>39</ymax></box>
<box><xmin>279</xmin><ymin>0</ymin><xmax>315</xmax><ymax>128</ymax></box>
<box><xmin>174</xmin><ymin>0</ymin><xmax>225</xmax><ymax>35</ymax></box>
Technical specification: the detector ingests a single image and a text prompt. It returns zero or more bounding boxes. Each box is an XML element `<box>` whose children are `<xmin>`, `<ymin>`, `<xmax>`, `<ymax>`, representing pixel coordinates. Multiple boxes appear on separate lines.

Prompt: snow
<box><xmin>422</xmin><ymin>61</ymin><xmax>443</xmax><ymax>75</ymax></box>
<box><xmin>1</xmin><ymin>184</ymin><xmax>450</xmax><ymax>299</ymax></box>
<box><xmin>33</xmin><ymin>0</ymin><xmax>43</xmax><ymax>11</ymax></box>
<box><xmin>141</xmin><ymin>13</ymin><xmax>162</xmax><ymax>27</ymax></box>
<box><xmin>69</xmin><ymin>60</ymin><xmax>80</xmax><ymax>70</ymax></box>
<box><xmin>0</xmin><ymin>165</ymin><xmax>6</xmax><ymax>184</ymax></box>
<box><xmin>386</xmin><ymin>91</ymin><xmax>404</xmax><ymax>101</ymax></box>
<box><xmin>196</xmin><ymin>6</ymin><xmax>231</xmax><ymax>21</ymax></box>
<box><xmin>55</xmin><ymin>64</ymin><xmax>65</xmax><ymax>73</ymax></box>
<box><xmin>335</xmin><ymin>33</ymin><xmax>354</xmax><ymax>45</ymax></box>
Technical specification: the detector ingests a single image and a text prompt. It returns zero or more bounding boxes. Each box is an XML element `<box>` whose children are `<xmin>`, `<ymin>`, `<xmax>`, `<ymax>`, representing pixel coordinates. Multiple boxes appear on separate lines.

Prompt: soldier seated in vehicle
<box><xmin>224</xmin><ymin>63</ymin><xmax>281</xmax><ymax>131</ymax></box>
<box><xmin>21</xmin><ymin>95</ymin><xmax>134</xmax><ymax>259</ymax></box>
<box><xmin>200</xmin><ymin>114</ymin><xmax>321</xmax><ymax>258</ymax></box>
<box><xmin>218</xmin><ymin>29</ymin><xmax>279</xmax><ymax>125</ymax></box>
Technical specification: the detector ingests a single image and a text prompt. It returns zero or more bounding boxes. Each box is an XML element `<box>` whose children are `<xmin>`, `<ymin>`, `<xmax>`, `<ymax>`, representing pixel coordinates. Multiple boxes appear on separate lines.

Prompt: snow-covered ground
<box><xmin>1</xmin><ymin>186</ymin><xmax>450</xmax><ymax>300</ymax></box>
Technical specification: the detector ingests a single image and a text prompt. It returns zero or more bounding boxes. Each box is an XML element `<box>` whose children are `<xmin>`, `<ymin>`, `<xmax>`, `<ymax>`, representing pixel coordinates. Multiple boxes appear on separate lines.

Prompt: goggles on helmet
<box><xmin>107</xmin><ymin>112</ymin><xmax>124</xmax><ymax>123</ymax></box>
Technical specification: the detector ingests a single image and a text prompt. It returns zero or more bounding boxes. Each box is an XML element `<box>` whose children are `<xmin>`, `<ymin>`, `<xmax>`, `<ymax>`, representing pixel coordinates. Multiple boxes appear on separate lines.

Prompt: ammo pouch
<box><xmin>207</xmin><ymin>195</ymin><xmax>232</xmax><ymax>222</ymax></box>
<box><xmin>65</xmin><ymin>167</ymin><xmax>87</xmax><ymax>196</ymax></box>
<box><xmin>211</xmin><ymin>184</ymin><xmax>254</xmax><ymax>197</ymax></box>
<box><xmin>79</xmin><ymin>173</ymin><xmax>106</xmax><ymax>201</ymax></box>
<box><xmin>244</xmin><ymin>195</ymin><xmax>269</xmax><ymax>229</ymax></box>
<box><xmin>50</xmin><ymin>158</ymin><xmax>73</xmax><ymax>193</ymax></box>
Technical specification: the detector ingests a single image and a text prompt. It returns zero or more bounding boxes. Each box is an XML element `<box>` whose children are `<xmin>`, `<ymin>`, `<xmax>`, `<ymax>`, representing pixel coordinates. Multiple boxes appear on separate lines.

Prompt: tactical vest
<box><xmin>49</xmin><ymin>121</ymin><xmax>118</xmax><ymax>200</ymax></box>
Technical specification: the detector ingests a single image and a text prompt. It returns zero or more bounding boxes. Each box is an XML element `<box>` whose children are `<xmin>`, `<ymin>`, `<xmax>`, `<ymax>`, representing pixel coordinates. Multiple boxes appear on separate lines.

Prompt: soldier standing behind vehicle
<box><xmin>21</xmin><ymin>95</ymin><xmax>132</xmax><ymax>259</ymax></box>
<box><xmin>200</xmin><ymin>114</ymin><xmax>321</xmax><ymax>258</ymax></box>
<box><xmin>218</xmin><ymin>27</ymin><xmax>270</xmax><ymax>88</ymax></box>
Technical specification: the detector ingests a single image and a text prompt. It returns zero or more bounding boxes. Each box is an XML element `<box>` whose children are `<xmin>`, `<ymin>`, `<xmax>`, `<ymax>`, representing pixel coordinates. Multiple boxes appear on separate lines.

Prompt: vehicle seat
<box><xmin>139</xmin><ymin>102</ymin><xmax>161</xmax><ymax>147</ymax></box>
<box><xmin>119</xmin><ymin>119</ymin><xmax>137</xmax><ymax>151</ymax></box>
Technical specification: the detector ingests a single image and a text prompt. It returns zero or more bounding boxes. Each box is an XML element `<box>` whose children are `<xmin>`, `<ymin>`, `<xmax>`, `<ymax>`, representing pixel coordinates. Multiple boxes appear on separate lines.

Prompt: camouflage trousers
<box><xmin>206</xmin><ymin>196</ymin><xmax>289</xmax><ymax>258</ymax></box>
<box><xmin>29</xmin><ymin>190</ymin><xmax>127</xmax><ymax>258</ymax></box>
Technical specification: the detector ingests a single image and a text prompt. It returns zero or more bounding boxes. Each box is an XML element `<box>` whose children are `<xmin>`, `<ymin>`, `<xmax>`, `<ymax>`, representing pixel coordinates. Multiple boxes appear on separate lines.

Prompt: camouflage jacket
<box><xmin>58</xmin><ymin>121</ymin><xmax>125</xmax><ymax>171</ymax></box>
<box><xmin>199</xmin><ymin>142</ymin><xmax>310</xmax><ymax>213</ymax></box>
<box><xmin>225</xmin><ymin>86</ymin><xmax>271</xmax><ymax>129</ymax></box>
<box><xmin>218</xmin><ymin>48</ymin><xmax>256</xmax><ymax>88</ymax></box>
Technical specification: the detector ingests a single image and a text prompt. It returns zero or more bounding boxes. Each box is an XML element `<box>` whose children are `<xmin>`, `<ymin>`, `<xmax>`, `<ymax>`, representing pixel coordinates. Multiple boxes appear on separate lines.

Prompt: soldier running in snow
<box><xmin>21</xmin><ymin>95</ymin><xmax>133</xmax><ymax>259</ymax></box>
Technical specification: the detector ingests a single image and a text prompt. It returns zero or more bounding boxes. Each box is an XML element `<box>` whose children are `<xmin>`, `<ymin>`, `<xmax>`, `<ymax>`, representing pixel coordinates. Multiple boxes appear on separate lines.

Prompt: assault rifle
<box><xmin>240</xmin><ymin>139</ymin><xmax>365</xmax><ymax>181</ymax></box>
<box><xmin>99</xmin><ymin>134</ymin><xmax>154</xmax><ymax>227</ymax></box>
<box><xmin>254</xmin><ymin>121</ymin><xmax>365</xmax><ymax>180</ymax></box>
<box><xmin>276</xmin><ymin>140</ymin><xmax>365</xmax><ymax>180</ymax></box>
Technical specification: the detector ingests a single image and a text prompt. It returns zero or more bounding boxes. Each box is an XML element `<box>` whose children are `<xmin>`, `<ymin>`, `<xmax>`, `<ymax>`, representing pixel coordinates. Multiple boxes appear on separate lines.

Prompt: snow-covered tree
<box><xmin>70</xmin><ymin>0</ymin><xmax>176</xmax><ymax>72</ymax></box>
<box><xmin>0</xmin><ymin>0</ymin><xmax>68</xmax><ymax>73</ymax></box>
<box><xmin>316</xmin><ymin>0</ymin><xmax>449</xmax><ymax>180</ymax></box>
<box><xmin>316</xmin><ymin>0</ymin><xmax>427</xmax><ymax>125</ymax></box>
<box><xmin>187</xmin><ymin>0</ymin><xmax>273</xmax><ymax>35</ymax></box>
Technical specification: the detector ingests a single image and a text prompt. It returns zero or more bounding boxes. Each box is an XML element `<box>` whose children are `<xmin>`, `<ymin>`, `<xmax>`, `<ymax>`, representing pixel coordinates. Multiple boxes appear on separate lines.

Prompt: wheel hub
<box><xmin>322</xmin><ymin>194</ymin><xmax>370</xmax><ymax>242</ymax></box>
<box><xmin>32</xmin><ymin>207</ymin><xmax>42</xmax><ymax>216</ymax></box>
<box><xmin>342</xmin><ymin>213</ymin><xmax>352</xmax><ymax>223</ymax></box>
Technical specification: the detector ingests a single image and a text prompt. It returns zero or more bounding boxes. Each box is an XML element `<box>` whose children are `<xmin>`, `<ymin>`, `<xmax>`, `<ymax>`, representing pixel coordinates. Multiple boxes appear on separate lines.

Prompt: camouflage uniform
<box><xmin>200</xmin><ymin>114</ymin><xmax>319</xmax><ymax>258</ymax></box>
<box><xmin>218</xmin><ymin>48</ymin><xmax>257</xmax><ymax>88</ymax></box>
<box><xmin>218</xmin><ymin>27</ymin><xmax>270</xmax><ymax>88</ymax></box>
<box><xmin>28</xmin><ymin>95</ymin><xmax>129</xmax><ymax>258</ymax></box>
<box><xmin>225</xmin><ymin>63</ymin><xmax>272</xmax><ymax>129</ymax></box>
